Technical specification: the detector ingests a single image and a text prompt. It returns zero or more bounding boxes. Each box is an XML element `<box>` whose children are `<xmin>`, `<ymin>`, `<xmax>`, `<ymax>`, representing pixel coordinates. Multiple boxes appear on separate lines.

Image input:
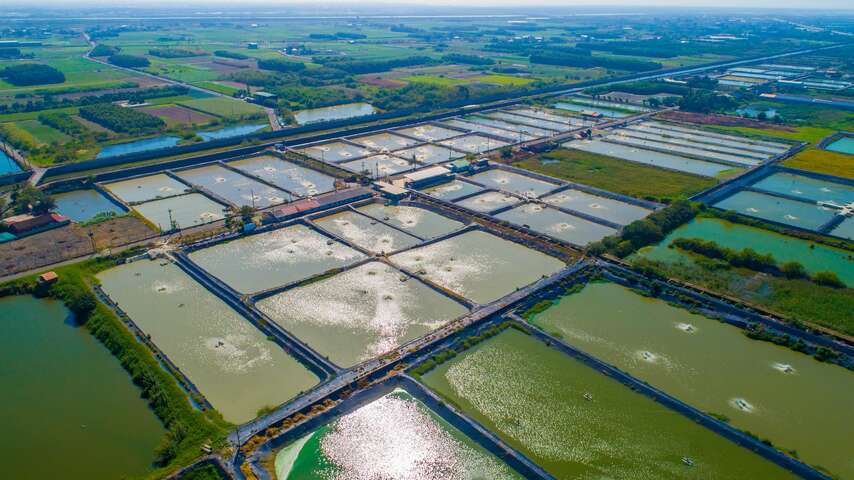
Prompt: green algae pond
<box><xmin>257</xmin><ymin>261</ymin><xmax>468</xmax><ymax>367</ymax></box>
<box><xmin>0</xmin><ymin>295</ymin><xmax>164</xmax><ymax>479</ymax></box>
<box><xmin>637</xmin><ymin>217</ymin><xmax>854</xmax><ymax>286</ymax></box>
<box><xmin>422</xmin><ymin>328</ymin><xmax>796</xmax><ymax>479</ymax></box>
<box><xmin>98</xmin><ymin>259</ymin><xmax>319</xmax><ymax>423</ymax></box>
<box><xmin>528</xmin><ymin>282</ymin><xmax>854</xmax><ymax>478</ymax></box>
<box><xmin>273</xmin><ymin>389</ymin><xmax>522</xmax><ymax>480</ymax></box>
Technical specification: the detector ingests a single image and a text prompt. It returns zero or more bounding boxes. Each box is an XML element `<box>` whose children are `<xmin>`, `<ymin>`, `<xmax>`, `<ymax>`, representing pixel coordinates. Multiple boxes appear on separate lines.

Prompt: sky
<box><xmin>2</xmin><ymin>0</ymin><xmax>853</xmax><ymax>10</ymax></box>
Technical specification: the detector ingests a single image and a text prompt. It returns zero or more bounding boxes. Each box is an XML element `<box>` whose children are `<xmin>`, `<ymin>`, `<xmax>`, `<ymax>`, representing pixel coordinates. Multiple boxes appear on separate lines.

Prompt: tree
<box><xmin>0</xmin><ymin>64</ymin><xmax>65</xmax><ymax>86</ymax></box>
<box><xmin>812</xmin><ymin>271</ymin><xmax>845</xmax><ymax>289</ymax></box>
<box><xmin>239</xmin><ymin>205</ymin><xmax>255</xmax><ymax>223</ymax></box>
<box><xmin>10</xmin><ymin>185</ymin><xmax>54</xmax><ymax>215</ymax></box>
<box><xmin>780</xmin><ymin>261</ymin><xmax>807</xmax><ymax>279</ymax></box>
<box><xmin>621</xmin><ymin>219</ymin><xmax>663</xmax><ymax>248</ymax></box>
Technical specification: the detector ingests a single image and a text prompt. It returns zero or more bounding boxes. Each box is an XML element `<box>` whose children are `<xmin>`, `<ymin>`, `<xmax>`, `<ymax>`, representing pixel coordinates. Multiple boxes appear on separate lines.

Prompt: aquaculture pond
<box><xmin>467</xmin><ymin>169</ymin><xmax>558</xmax><ymax>198</ymax></box>
<box><xmin>394</xmin><ymin>144</ymin><xmax>465</xmax><ymax>165</ymax></box>
<box><xmin>617</xmin><ymin>129</ymin><xmax>770</xmax><ymax>160</ymax></box>
<box><xmin>257</xmin><ymin>262</ymin><xmax>468</xmax><ymax>367</ymax></box>
<box><xmin>832</xmin><ymin>217</ymin><xmax>854</xmax><ymax>240</ymax></box>
<box><xmin>609</xmin><ymin>134</ymin><xmax>761</xmax><ymax>167</ymax></box>
<box><xmin>495</xmin><ymin>203</ymin><xmax>617</xmax><ymax>246</ymax></box>
<box><xmin>507</xmin><ymin>108</ymin><xmax>589</xmax><ymax>126</ymax></box>
<box><xmin>713</xmin><ymin>190</ymin><xmax>837</xmax><ymax>231</ymax></box>
<box><xmin>296</xmin><ymin>141</ymin><xmax>372</xmax><ymax>163</ymax></box>
<box><xmin>176</xmin><ymin>164</ymin><xmax>290</xmax><ymax>208</ymax></box>
<box><xmin>528</xmin><ymin>282</ymin><xmax>854</xmax><ymax>479</ymax></box>
<box><xmin>340</xmin><ymin>154</ymin><xmax>414</xmax><ymax>177</ymax></box>
<box><xmin>188</xmin><ymin>224</ymin><xmax>365</xmax><ymax>293</ymax></box>
<box><xmin>637</xmin><ymin>217</ymin><xmax>854</xmax><ymax>285</ymax></box>
<box><xmin>422</xmin><ymin>329</ymin><xmax>794</xmax><ymax>480</ymax></box>
<box><xmin>439</xmin><ymin>134</ymin><xmax>510</xmax><ymax>154</ymax></box>
<box><xmin>462</xmin><ymin>115</ymin><xmax>557</xmax><ymax>138</ymax></box>
<box><xmin>394</xmin><ymin>124</ymin><xmax>463</xmax><ymax>142</ymax></box>
<box><xmin>357</xmin><ymin>203</ymin><xmax>464</xmax><ymax>239</ymax></box>
<box><xmin>454</xmin><ymin>191</ymin><xmax>521</xmax><ymax>213</ymax></box>
<box><xmin>0</xmin><ymin>296</ymin><xmax>164</xmax><ymax>479</ymax></box>
<box><xmin>273</xmin><ymin>389</ymin><xmax>522</xmax><ymax>480</ymax></box>
<box><xmin>96</xmin><ymin>136</ymin><xmax>180</xmax><ymax>159</ymax></box>
<box><xmin>350</xmin><ymin>132</ymin><xmax>420</xmax><ymax>151</ymax></box>
<box><xmin>314</xmin><ymin>210</ymin><xmax>421</xmax><ymax>254</ymax></box>
<box><xmin>444</xmin><ymin>119</ymin><xmax>535</xmax><ymax>142</ymax></box>
<box><xmin>197</xmin><ymin>123</ymin><xmax>265</xmax><ymax>141</ymax></box>
<box><xmin>228</xmin><ymin>155</ymin><xmax>336</xmax><ymax>197</ymax></box>
<box><xmin>98</xmin><ymin>260</ymin><xmax>318</xmax><ymax>423</ymax></box>
<box><xmin>825</xmin><ymin>136</ymin><xmax>854</xmax><ymax>155</ymax></box>
<box><xmin>104</xmin><ymin>173</ymin><xmax>190</xmax><ymax>204</ymax></box>
<box><xmin>567</xmin><ymin>139</ymin><xmax>735</xmax><ymax>177</ymax></box>
<box><xmin>133</xmin><ymin>193</ymin><xmax>226</xmax><ymax>231</ymax></box>
<box><xmin>752</xmin><ymin>172</ymin><xmax>854</xmax><ymax>205</ymax></box>
<box><xmin>627</xmin><ymin>124</ymin><xmax>786</xmax><ymax>155</ymax></box>
<box><xmin>485</xmin><ymin>111</ymin><xmax>572</xmax><ymax>132</ymax></box>
<box><xmin>421</xmin><ymin>179</ymin><xmax>484</xmax><ymax>202</ymax></box>
<box><xmin>542</xmin><ymin>189</ymin><xmax>653</xmax><ymax>226</ymax></box>
<box><xmin>0</xmin><ymin>149</ymin><xmax>22</xmax><ymax>174</ymax></box>
<box><xmin>644</xmin><ymin>121</ymin><xmax>788</xmax><ymax>150</ymax></box>
<box><xmin>293</xmin><ymin>102</ymin><xmax>375</xmax><ymax>125</ymax></box>
<box><xmin>390</xmin><ymin>230</ymin><xmax>565</xmax><ymax>304</ymax></box>
<box><xmin>53</xmin><ymin>189</ymin><xmax>127</xmax><ymax>222</ymax></box>
<box><xmin>554</xmin><ymin>101</ymin><xmax>630</xmax><ymax>118</ymax></box>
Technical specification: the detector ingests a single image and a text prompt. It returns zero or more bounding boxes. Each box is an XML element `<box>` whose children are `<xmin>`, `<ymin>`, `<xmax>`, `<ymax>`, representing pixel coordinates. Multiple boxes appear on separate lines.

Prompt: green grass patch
<box><xmin>194</xmin><ymin>81</ymin><xmax>241</xmax><ymax>96</ymax></box>
<box><xmin>472</xmin><ymin>74</ymin><xmax>534</xmax><ymax>86</ymax></box>
<box><xmin>177</xmin><ymin>97</ymin><xmax>265</xmax><ymax>119</ymax></box>
<box><xmin>399</xmin><ymin>75</ymin><xmax>469</xmax><ymax>86</ymax></box>
<box><xmin>15</xmin><ymin>119</ymin><xmax>70</xmax><ymax>145</ymax></box>
<box><xmin>515</xmin><ymin>148</ymin><xmax>716</xmax><ymax>203</ymax></box>
<box><xmin>707</xmin><ymin>125</ymin><xmax>835</xmax><ymax>145</ymax></box>
<box><xmin>782</xmin><ymin>148</ymin><xmax>854</xmax><ymax>180</ymax></box>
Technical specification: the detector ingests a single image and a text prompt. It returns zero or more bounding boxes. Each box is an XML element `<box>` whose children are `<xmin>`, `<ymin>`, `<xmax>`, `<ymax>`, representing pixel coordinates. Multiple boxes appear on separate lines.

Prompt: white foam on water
<box><xmin>772</xmin><ymin>363</ymin><xmax>796</xmax><ymax>374</ymax></box>
<box><xmin>729</xmin><ymin>398</ymin><xmax>755</xmax><ymax>413</ymax></box>
<box><xmin>676</xmin><ymin>323</ymin><xmax>697</xmax><ymax>334</ymax></box>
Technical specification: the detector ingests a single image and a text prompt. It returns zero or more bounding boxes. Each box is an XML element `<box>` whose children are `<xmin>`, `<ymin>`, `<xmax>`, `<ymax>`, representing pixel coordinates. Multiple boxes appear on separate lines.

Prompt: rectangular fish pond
<box><xmin>176</xmin><ymin>164</ymin><xmax>291</xmax><ymax>208</ymax></box>
<box><xmin>542</xmin><ymin>189</ymin><xmax>653</xmax><ymax>226</ymax></box>
<box><xmin>566</xmin><ymin>139</ymin><xmax>739</xmax><ymax>178</ymax></box>
<box><xmin>314</xmin><ymin>210</ymin><xmax>421</xmax><ymax>254</ymax></box>
<box><xmin>825</xmin><ymin>136</ymin><xmax>854</xmax><ymax>155</ymax></box>
<box><xmin>713</xmin><ymin>190</ymin><xmax>838</xmax><ymax>231</ymax></box>
<box><xmin>0</xmin><ymin>149</ymin><xmax>22</xmax><ymax>174</ymax></box>
<box><xmin>485</xmin><ymin>111</ymin><xmax>573</xmax><ymax>132</ymax></box>
<box><xmin>349</xmin><ymin>132</ymin><xmax>421</xmax><ymax>152</ymax></box>
<box><xmin>53</xmin><ymin>189</ymin><xmax>127</xmax><ymax>223</ymax></box>
<box><xmin>389</xmin><ymin>229</ymin><xmax>565</xmax><ymax>305</ymax></box>
<box><xmin>495</xmin><ymin>203</ymin><xmax>618</xmax><ymax>246</ymax></box>
<box><xmin>227</xmin><ymin>155</ymin><xmax>336</xmax><ymax>197</ymax></box>
<box><xmin>256</xmin><ymin>261</ymin><xmax>469</xmax><ymax>367</ymax></box>
<box><xmin>272</xmin><ymin>389</ymin><xmax>523</xmax><ymax>480</ymax></box>
<box><xmin>421</xmin><ymin>328</ymin><xmax>795</xmax><ymax>480</ymax></box>
<box><xmin>420</xmin><ymin>179</ymin><xmax>485</xmax><ymax>202</ymax></box>
<box><xmin>636</xmin><ymin>217</ymin><xmax>854</xmax><ymax>285</ymax></box>
<box><xmin>132</xmin><ymin>193</ymin><xmax>226</xmax><ymax>231</ymax></box>
<box><xmin>443</xmin><ymin>119</ymin><xmax>535</xmax><ymax>143</ymax></box>
<box><xmin>458</xmin><ymin>115</ymin><xmax>557</xmax><ymax>138</ymax></box>
<box><xmin>393</xmin><ymin>144</ymin><xmax>465</xmax><ymax>165</ymax></box>
<box><xmin>525</xmin><ymin>281</ymin><xmax>854</xmax><ymax>479</ymax></box>
<box><xmin>454</xmin><ymin>191</ymin><xmax>522</xmax><ymax>213</ymax></box>
<box><xmin>104</xmin><ymin>173</ymin><xmax>191</xmax><ymax>204</ymax></box>
<box><xmin>831</xmin><ymin>217</ymin><xmax>854</xmax><ymax>240</ymax></box>
<box><xmin>356</xmin><ymin>203</ymin><xmax>465</xmax><ymax>239</ymax></box>
<box><xmin>394</xmin><ymin>124</ymin><xmax>464</xmax><ymax>142</ymax></box>
<box><xmin>295</xmin><ymin>141</ymin><xmax>372</xmax><ymax>163</ymax></box>
<box><xmin>439</xmin><ymin>134</ymin><xmax>510</xmax><ymax>154</ymax></box>
<box><xmin>466</xmin><ymin>169</ymin><xmax>559</xmax><ymax>198</ymax></box>
<box><xmin>97</xmin><ymin>259</ymin><xmax>319</xmax><ymax>424</ymax></box>
<box><xmin>626</xmin><ymin>123</ymin><xmax>787</xmax><ymax>155</ymax></box>
<box><xmin>339</xmin><ymin>154</ymin><xmax>415</xmax><ymax>178</ymax></box>
<box><xmin>751</xmin><ymin>171</ymin><xmax>854</xmax><ymax>205</ymax></box>
<box><xmin>616</xmin><ymin>129</ymin><xmax>771</xmax><ymax>160</ymax></box>
<box><xmin>1</xmin><ymin>296</ymin><xmax>164</xmax><ymax>480</ymax></box>
<box><xmin>607</xmin><ymin>134</ymin><xmax>761</xmax><ymax>167</ymax></box>
<box><xmin>188</xmin><ymin>223</ymin><xmax>366</xmax><ymax>294</ymax></box>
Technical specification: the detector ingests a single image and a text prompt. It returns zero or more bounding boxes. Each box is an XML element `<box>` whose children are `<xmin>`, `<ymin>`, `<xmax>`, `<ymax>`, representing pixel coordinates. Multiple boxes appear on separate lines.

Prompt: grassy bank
<box><xmin>514</xmin><ymin>148</ymin><xmax>716</xmax><ymax>203</ymax></box>
<box><xmin>0</xmin><ymin>255</ymin><xmax>231</xmax><ymax>479</ymax></box>
<box><xmin>782</xmin><ymin>148</ymin><xmax>854</xmax><ymax>180</ymax></box>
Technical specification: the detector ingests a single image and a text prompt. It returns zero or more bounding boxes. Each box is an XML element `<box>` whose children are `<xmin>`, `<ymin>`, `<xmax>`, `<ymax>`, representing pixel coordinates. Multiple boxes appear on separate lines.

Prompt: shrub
<box><xmin>79</xmin><ymin>103</ymin><xmax>164</xmax><ymax>134</ymax></box>
<box><xmin>780</xmin><ymin>261</ymin><xmax>807</xmax><ymax>279</ymax></box>
<box><xmin>812</xmin><ymin>271</ymin><xmax>845</xmax><ymax>289</ymax></box>
<box><xmin>90</xmin><ymin>44</ymin><xmax>120</xmax><ymax>57</ymax></box>
<box><xmin>257</xmin><ymin>58</ymin><xmax>306</xmax><ymax>73</ymax></box>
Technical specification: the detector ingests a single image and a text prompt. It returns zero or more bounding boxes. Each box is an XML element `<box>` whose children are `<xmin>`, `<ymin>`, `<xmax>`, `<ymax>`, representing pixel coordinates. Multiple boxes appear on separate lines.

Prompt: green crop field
<box><xmin>515</xmin><ymin>148</ymin><xmax>717</xmax><ymax>203</ymax></box>
<box><xmin>15</xmin><ymin>119</ymin><xmax>71</xmax><ymax>145</ymax></box>
<box><xmin>177</xmin><ymin>97</ymin><xmax>266</xmax><ymax>118</ymax></box>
